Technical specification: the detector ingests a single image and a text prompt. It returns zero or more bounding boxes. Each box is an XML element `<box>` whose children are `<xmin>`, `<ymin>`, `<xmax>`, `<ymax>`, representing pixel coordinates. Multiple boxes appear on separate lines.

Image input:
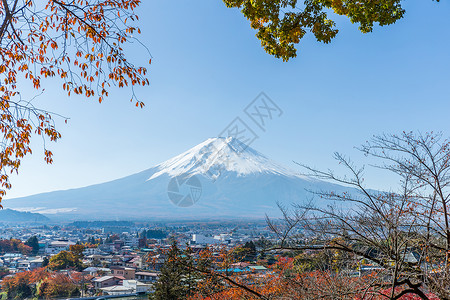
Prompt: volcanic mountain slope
<box><xmin>4</xmin><ymin>137</ymin><xmax>351</xmax><ymax>220</ymax></box>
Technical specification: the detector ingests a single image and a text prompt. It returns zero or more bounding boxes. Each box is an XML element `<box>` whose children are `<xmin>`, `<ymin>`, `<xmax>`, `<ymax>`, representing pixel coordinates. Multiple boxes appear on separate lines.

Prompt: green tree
<box><xmin>254</xmin><ymin>236</ymin><xmax>272</xmax><ymax>260</ymax></box>
<box><xmin>243</xmin><ymin>241</ymin><xmax>257</xmax><ymax>261</ymax></box>
<box><xmin>152</xmin><ymin>242</ymin><xmax>197</xmax><ymax>300</ymax></box>
<box><xmin>233</xmin><ymin>241</ymin><xmax>257</xmax><ymax>262</ymax></box>
<box><xmin>48</xmin><ymin>251</ymin><xmax>83</xmax><ymax>271</ymax></box>
<box><xmin>42</xmin><ymin>257</ymin><xmax>49</xmax><ymax>268</ymax></box>
<box><xmin>69</xmin><ymin>244</ymin><xmax>85</xmax><ymax>260</ymax></box>
<box><xmin>223</xmin><ymin>0</ymin><xmax>407</xmax><ymax>61</ymax></box>
<box><xmin>25</xmin><ymin>236</ymin><xmax>39</xmax><ymax>255</ymax></box>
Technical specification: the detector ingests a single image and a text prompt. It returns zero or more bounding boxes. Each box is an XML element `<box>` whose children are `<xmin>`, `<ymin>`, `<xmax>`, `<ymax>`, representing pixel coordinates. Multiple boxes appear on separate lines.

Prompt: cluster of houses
<box><xmin>0</xmin><ymin>253</ymin><xmax>44</xmax><ymax>273</ymax></box>
<box><xmin>87</xmin><ymin>266</ymin><xmax>158</xmax><ymax>295</ymax></box>
<box><xmin>0</xmin><ymin>222</ymin><xmax>281</xmax><ymax>296</ymax></box>
<box><xmin>0</xmin><ymin>236</ymin><xmax>162</xmax><ymax>296</ymax></box>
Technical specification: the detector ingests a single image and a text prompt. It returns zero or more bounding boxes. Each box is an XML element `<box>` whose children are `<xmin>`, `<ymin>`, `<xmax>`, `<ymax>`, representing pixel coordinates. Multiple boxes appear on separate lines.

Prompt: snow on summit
<box><xmin>148</xmin><ymin>137</ymin><xmax>300</xmax><ymax>180</ymax></box>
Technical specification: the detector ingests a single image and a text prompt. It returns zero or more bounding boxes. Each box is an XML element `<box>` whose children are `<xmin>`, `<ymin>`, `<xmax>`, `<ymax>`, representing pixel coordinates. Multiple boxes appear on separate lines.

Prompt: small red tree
<box><xmin>1</xmin><ymin>268</ymin><xmax>50</xmax><ymax>299</ymax></box>
<box><xmin>38</xmin><ymin>272</ymin><xmax>80</xmax><ymax>298</ymax></box>
<box><xmin>17</xmin><ymin>242</ymin><xmax>32</xmax><ymax>255</ymax></box>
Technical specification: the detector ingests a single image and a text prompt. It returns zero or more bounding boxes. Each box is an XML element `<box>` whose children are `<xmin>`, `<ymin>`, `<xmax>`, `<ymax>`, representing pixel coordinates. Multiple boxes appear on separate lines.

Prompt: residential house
<box><xmin>29</xmin><ymin>258</ymin><xmax>44</xmax><ymax>270</ymax></box>
<box><xmin>110</xmin><ymin>266</ymin><xmax>135</xmax><ymax>280</ymax></box>
<box><xmin>249</xmin><ymin>265</ymin><xmax>268</xmax><ymax>273</ymax></box>
<box><xmin>17</xmin><ymin>260</ymin><xmax>30</xmax><ymax>271</ymax></box>
<box><xmin>92</xmin><ymin>275</ymin><xmax>123</xmax><ymax>289</ymax></box>
<box><xmin>126</xmin><ymin>256</ymin><xmax>142</xmax><ymax>269</ymax></box>
<box><xmin>135</xmin><ymin>271</ymin><xmax>159</xmax><ymax>283</ymax></box>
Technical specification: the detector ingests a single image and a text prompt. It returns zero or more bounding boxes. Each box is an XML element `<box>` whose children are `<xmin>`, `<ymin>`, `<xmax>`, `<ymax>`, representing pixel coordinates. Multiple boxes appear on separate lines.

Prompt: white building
<box><xmin>123</xmin><ymin>280</ymin><xmax>152</xmax><ymax>293</ymax></box>
<box><xmin>83</xmin><ymin>247</ymin><xmax>102</xmax><ymax>256</ymax></box>
<box><xmin>192</xmin><ymin>233</ymin><xmax>232</xmax><ymax>245</ymax></box>
<box><xmin>213</xmin><ymin>233</ymin><xmax>232</xmax><ymax>243</ymax></box>
<box><xmin>124</xmin><ymin>237</ymin><xmax>139</xmax><ymax>248</ymax></box>
<box><xmin>45</xmin><ymin>240</ymin><xmax>76</xmax><ymax>254</ymax></box>
<box><xmin>100</xmin><ymin>285</ymin><xmax>133</xmax><ymax>295</ymax></box>
<box><xmin>192</xmin><ymin>234</ymin><xmax>217</xmax><ymax>245</ymax></box>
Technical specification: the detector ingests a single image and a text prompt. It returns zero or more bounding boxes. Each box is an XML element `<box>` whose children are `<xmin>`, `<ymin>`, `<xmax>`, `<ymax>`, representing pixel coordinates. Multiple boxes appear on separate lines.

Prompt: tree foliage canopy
<box><xmin>2</xmin><ymin>268</ymin><xmax>82</xmax><ymax>299</ymax></box>
<box><xmin>48</xmin><ymin>250</ymin><xmax>83</xmax><ymax>271</ymax></box>
<box><xmin>0</xmin><ymin>238</ymin><xmax>32</xmax><ymax>255</ymax></box>
<box><xmin>25</xmin><ymin>235</ymin><xmax>39</xmax><ymax>255</ymax></box>
<box><xmin>223</xmin><ymin>0</ymin><xmax>408</xmax><ymax>61</ymax></box>
<box><xmin>152</xmin><ymin>242</ymin><xmax>196</xmax><ymax>300</ymax></box>
<box><xmin>0</xmin><ymin>0</ymin><xmax>150</xmax><ymax>204</ymax></box>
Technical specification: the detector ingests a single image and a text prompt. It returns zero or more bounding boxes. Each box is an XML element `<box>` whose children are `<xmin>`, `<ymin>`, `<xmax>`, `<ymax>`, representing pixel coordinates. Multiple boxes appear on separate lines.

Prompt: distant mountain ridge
<box><xmin>0</xmin><ymin>208</ymin><xmax>49</xmax><ymax>223</ymax></box>
<box><xmin>3</xmin><ymin>138</ymin><xmax>351</xmax><ymax>220</ymax></box>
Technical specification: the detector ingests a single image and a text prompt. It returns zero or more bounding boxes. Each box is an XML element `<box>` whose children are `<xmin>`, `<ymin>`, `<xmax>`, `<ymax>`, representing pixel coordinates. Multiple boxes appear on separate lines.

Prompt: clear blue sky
<box><xmin>5</xmin><ymin>0</ymin><xmax>450</xmax><ymax>199</ymax></box>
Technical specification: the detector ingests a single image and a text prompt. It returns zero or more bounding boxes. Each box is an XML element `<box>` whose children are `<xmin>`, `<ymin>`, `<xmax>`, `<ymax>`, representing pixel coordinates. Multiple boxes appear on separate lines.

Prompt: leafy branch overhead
<box><xmin>223</xmin><ymin>0</ymin><xmax>406</xmax><ymax>61</ymax></box>
<box><xmin>0</xmin><ymin>0</ymin><xmax>150</xmax><ymax>203</ymax></box>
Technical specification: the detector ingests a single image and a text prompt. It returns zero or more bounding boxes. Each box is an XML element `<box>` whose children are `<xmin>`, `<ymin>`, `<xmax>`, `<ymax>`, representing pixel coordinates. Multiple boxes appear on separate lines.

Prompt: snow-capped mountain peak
<box><xmin>148</xmin><ymin>137</ymin><xmax>300</xmax><ymax>180</ymax></box>
<box><xmin>5</xmin><ymin>137</ymin><xmax>347</xmax><ymax>220</ymax></box>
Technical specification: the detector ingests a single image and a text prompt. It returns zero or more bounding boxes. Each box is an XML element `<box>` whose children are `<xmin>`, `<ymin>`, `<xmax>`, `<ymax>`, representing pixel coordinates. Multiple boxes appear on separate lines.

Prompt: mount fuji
<box><xmin>4</xmin><ymin>137</ymin><xmax>350</xmax><ymax>220</ymax></box>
